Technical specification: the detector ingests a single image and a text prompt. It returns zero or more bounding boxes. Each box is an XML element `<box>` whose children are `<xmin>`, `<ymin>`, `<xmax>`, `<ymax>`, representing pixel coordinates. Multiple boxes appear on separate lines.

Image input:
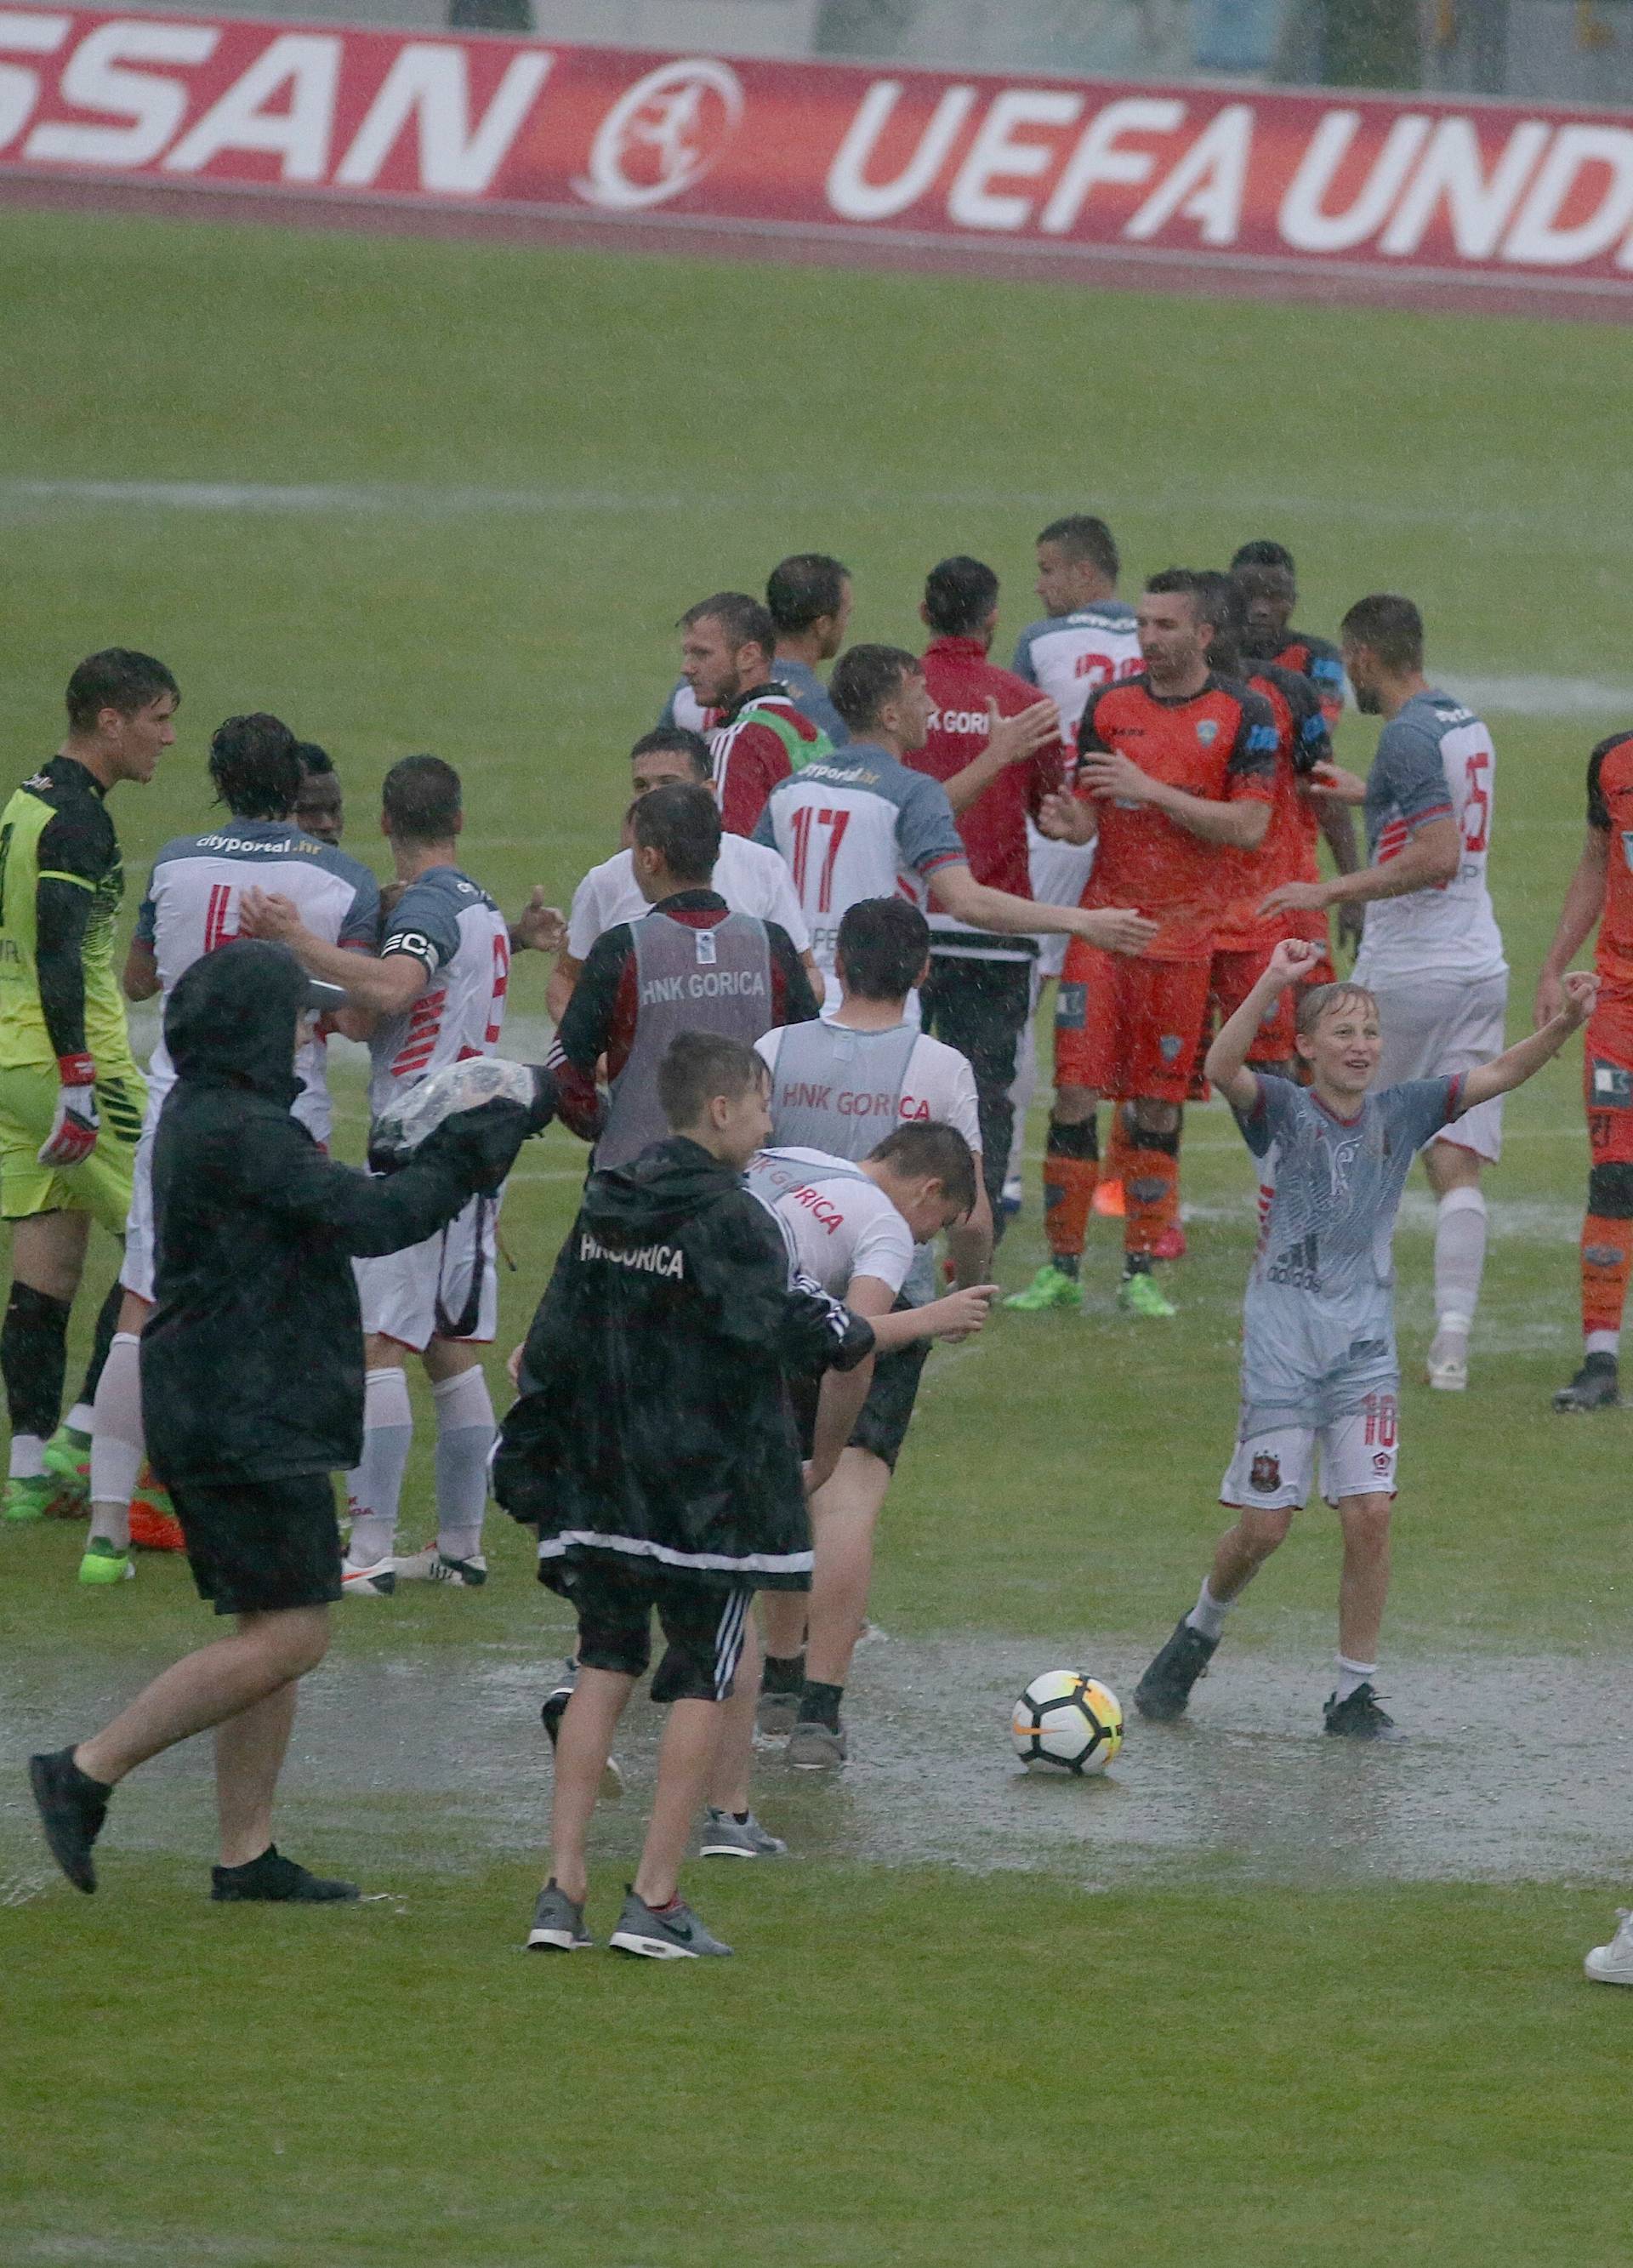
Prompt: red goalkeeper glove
<box><xmin>37</xmin><ymin>1053</ymin><xmax>100</xmax><ymax>1166</ymax></box>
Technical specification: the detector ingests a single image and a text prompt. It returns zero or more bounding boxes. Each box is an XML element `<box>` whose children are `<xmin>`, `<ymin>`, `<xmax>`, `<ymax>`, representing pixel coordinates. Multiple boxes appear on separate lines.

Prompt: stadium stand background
<box><xmin>94</xmin><ymin>0</ymin><xmax>1633</xmax><ymax>105</ymax></box>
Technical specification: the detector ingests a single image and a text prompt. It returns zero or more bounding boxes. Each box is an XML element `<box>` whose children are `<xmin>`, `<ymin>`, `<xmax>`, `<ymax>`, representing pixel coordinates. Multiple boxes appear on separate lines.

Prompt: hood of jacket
<box><xmin>163</xmin><ymin>938</ymin><xmax>307</xmax><ymax>1102</ymax></box>
<box><xmin>578</xmin><ymin>1134</ymin><xmax>741</xmax><ymax>1243</ymax></box>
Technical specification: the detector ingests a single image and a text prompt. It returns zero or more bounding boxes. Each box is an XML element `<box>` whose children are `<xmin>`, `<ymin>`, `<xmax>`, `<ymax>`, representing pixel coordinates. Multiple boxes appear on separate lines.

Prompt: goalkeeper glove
<box><xmin>37</xmin><ymin>1054</ymin><xmax>100</xmax><ymax>1166</ymax></box>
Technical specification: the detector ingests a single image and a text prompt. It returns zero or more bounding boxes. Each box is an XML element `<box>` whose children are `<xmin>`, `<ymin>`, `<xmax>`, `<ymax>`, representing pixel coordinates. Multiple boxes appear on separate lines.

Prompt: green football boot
<box><xmin>77</xmin><ymin>1537</ymin><xmax>134</xmax><ymax>1585</ymax></box>
<box><xmin>1118</xmin><ymin>1270</ymin><xmax>1177</xmax><ymax>1320</ymax></box>
<box><xmin>3</xmin><ymin>1473</ymin><xmax>60</xmax><ymax>1523</ymax></box>
<box><xmin>1004</xmin><ymin>1263</ymin><xmax>1084</xmax><ymax>1314</ymax></box>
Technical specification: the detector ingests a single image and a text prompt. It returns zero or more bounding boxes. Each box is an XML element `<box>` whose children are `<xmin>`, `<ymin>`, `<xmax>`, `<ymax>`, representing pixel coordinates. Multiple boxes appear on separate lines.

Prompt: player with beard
<box><xmin>660</xmin><ymin>555</ymin><xmax>852</xmax><ymax>747</ymax></box>
<box><xmin>1012</xmin><ymin>573</ymin><xmax>1277</xmax><ymax>1319</ymax></box>
<box><xmin>677</xmin><ymin>591</ymin><xmax>833</xmax><ymax>835</ymax></box>
<box><xmin>1263</xmin><ymin>595</ymin><xmax>1505</xmax><ymax>1393</ymax></box>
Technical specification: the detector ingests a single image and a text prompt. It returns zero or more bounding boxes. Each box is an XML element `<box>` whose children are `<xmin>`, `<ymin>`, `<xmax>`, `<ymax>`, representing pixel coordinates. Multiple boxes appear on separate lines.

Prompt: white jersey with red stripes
<box><xmin>1355</xmin><ymin>688</ymin><xmax>1506</xmax><ymax>989</ymax></box>
<box><xmin>367</xmin><ymin>863</ymin><xmax>510</xmax><ymax>1120</ymax></box>
<box><xmin>135</xmin><ymin>818</ymin><xmax>379</xmax><ymax>1140</ymax></box>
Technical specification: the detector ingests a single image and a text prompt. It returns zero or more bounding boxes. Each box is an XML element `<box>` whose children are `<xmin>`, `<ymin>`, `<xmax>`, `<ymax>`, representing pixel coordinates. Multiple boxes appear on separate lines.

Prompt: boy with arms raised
<box><xmin>1134</xmin><ymin>938</ymin><xmax>1596</xmax><ymax>1739</ymax></box>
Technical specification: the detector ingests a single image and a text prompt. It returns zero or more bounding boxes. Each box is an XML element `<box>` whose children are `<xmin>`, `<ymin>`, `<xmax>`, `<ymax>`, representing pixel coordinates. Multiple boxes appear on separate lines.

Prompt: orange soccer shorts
<box><xmin>1209</xmin><ymin>943</ymin><xmax>1298</xmax><ymax>1065</ymax></box>
<box><xmin>1585</xmin><ymin>983</ymin><xmax>1633</xmax><ymax>1166</ymax></box>
<box><xmin>1055</xmin><ymin>943</ymin><xmax>1212</xmax><ymax>1103</ymax></box>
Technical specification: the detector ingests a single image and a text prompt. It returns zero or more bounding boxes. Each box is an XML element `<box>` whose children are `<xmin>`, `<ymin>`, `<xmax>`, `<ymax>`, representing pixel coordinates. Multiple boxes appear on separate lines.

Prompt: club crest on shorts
<box><xmin>1249</xmin><ymin>1451</ymin><xmax>1281</xmax><ymax>1492</ymax></box>
<box><xmin>1159</xmin><ymin>1033</ymin><xmax>1183</xmax><ymax>1063</ymax></box>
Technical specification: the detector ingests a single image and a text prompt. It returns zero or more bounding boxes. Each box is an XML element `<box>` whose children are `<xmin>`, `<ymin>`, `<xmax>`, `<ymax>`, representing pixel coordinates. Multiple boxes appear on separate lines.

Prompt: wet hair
<box><xmin>1145</xmin><ymin>567</ymin><xmax>1222</xmax><ymax>630</ymax></box>
<box><xmin>293</xmin><ymin>740</ymin><xmax>334</xmax><ymax>778</ymax></box>
<box><xmin>208</xmin><ymin>713</ymin><xmax>302</xmax><ymax>821</ymax></box>
<box><xmin>657</xmin><ymin>1030</ymin><xmax>765</xmax><ymax>1130</ymax></box>
<box><xmin>629</xmin><ymin>725</ymin><xmax>710</xmax><ymax>780</ymax></box>
<box><xmin>1340</xmin><ymin>594</ymin><xmax>1424</xmax><ymax>674</ymax></box>
<box><xmin>829</xmin><ymin>644</ymin><xmax>923</xmax><ymax>733</ymax></box>
<box><xmin>1231</xmin><ymin>539</ymin><xmax>1296</xmax><ymax>577</ymax></box>
<box><xmin>382</xmin><ymin>753</ymin><xmax>462</xmax><ymax>844</ymax></box>
<box><xmin>65</xmin><ymin>649</ymin><xmax>179</xmax><ymax>733</ymax></box>
<box><xmin>631</xmin><ymin>780</ymin><xmax>720</xmax><ymax>884</ymax></box>
<box><xmin>766</xmin><ymin>554</ymin><xmax>850</xmax><ymax>635</ymax></box>
<box><xmin>1037</xmin><ymin>515</ymin><xmax>1119</xmax><ymax>581</ymax></box>
<box><xmin>924</xmin><ymin>556</ymin><xmax>999</xmax><ymax>639</ymax></box>
<box><xmin>1296</xmin><ymin>980</ymin><xmax>1379</xmax><ymax>1040</ymax></box>
<box><xmin>1192</xmin><ymin>572</ymin><xmax>1245</xmax><ymax>673</ymax></box>
<box><xmin>866</xmin><ymin>1120</ymin><xmax>977</xmax><ymax>1217</ymax></box>
<box><xmin>836</xmin><ymin>898</ymin><xmax>930</xmax><ymax>1001</ymax></box>
<box><xmin>679</xmin><ymin>590</ymin><xmax>776</xmax><ymax>661</ymax></box>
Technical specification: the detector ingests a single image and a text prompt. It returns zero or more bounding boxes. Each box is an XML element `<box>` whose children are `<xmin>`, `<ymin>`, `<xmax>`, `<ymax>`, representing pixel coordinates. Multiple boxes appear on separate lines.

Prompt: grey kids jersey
<box><xmin>1355</xmin><ymin>687</ymin><xmax>1505</xmax><ymax>989</ymax></box>
<box><xmin>1011</xmin><ymin>601</ymin><xmax>1143</xmax><ymax>734</ymax></box>
<box><xmin>597</xmin><ymin>910</ymin><xmax>776</xmax><ymax>1171</ymax></box>
<box><xmin>753</xmin><ymin>741</ymin><xmax>966</xmax><ymax>983</ymax></box>
<box><xmin>367</xmin><ymin>864</ymin><xmax>510</xmax><ymax>1120</ymax></box>
<box><xmin>137</xmin><ymin>819</ymin><xmax>379</xmax><ymax>1140</ymax></box>
<box><xmin>1233</xmin><ymin>1073</ymin><xmax>1465</xmax><ymax>1427</ymax></box>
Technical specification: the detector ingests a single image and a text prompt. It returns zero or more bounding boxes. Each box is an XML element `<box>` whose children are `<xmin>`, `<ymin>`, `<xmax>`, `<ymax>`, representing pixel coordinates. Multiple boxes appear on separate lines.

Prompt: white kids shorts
<box><xmin>1220</xmin><ymin>1394</ymin><xmax>1398</xmax><ymax>1511</ymax></box>
<box><xmin>1366</xmin><ymin>972</ymin><xmax>1507</xmax><ymax>1164</ymax></box>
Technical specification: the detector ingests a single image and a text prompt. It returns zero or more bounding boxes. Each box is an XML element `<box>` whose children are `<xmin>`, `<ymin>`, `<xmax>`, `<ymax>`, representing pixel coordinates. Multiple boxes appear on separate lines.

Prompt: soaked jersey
<box><xmin>708</xmin><ymin>686</ymin><xmax>830</xmax><ymax>837</ymax></box>
<box><xmin>367</xmin><ymin>865</ymin><xmax>510</xmax><ymax>1120</ymax></box>
<box><xmin>136</xmin><ymin>819</ymin><xmax>379</xmax><ymax>1137</ymax></box>
<box><xmin>1586</xmin><ymin>731</ymin><xmax>1633</xmax><ymax>989</ymax></box>
<box><xmin>0</xmin><ymin>755</ymin><xmax>135</xmax><ymax>1074</ymax></box>
<box><xmin>1074</xmin><ymin>673</ymin><xmax>1277</xmax><ymax>959</ymax></box>
<box><xmin>1011</xmin><ymin>601</ymin><xmax>1144</xmax><ymax>735</ymax></box>
<box><xmin>743</xmin><ymin>1145</ymin><xmax>913</xmax><ymax>1301</ymax></box>
<box><xmin>1267</xmin><ymin>630</ymin><xmax>1346</xmax><ymax>725</ymax></box>
<box><xmin>754</xmin><ymin>742</ymin><xmax>966</xmax><ymax>985</ymax></box>
<box><xmin>1213</xmin><ymin>665</ymin><xmax>1332</xmax><ymax>954</ymax></box>
<box><xmin>1234</xmin><ymin>1072</ymin><xmax>1463</xmax><ymax>1425</ymax></box>
<box><xmin>1354</xmin><ymin>689</ymin><xmax>1505</xmax><ymax>989</ymax></box>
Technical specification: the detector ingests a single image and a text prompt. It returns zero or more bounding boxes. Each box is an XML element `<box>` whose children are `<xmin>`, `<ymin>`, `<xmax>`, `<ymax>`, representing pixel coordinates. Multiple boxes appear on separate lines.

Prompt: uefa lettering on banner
<box><xmin>1</xmin><ymin>4</ymin><xmax>1630</xmax><ymax>313</ymax></box>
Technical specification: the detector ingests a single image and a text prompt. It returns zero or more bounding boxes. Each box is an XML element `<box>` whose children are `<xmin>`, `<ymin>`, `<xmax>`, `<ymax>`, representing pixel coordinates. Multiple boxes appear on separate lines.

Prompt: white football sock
<box><xmin>1335</xmin><ymin>1655</ymin><xmax>1377</xmax><ymax>1702</ymax></box>
<box><xmin>1585</xmin><ymin>1328</ymin><xmax>1620</xmax><ymax>1359</ymax></box>
<box><xmin>65</xmin><ymin>1401</ymin><xmax>94</xmax><ymax>1437</ymax></box>
<box><xmin>88</xmin><ymin>1331</ymin><xmax>144</xmax><ymax>1551</ymax></box>
<box><xmin>1432</xmin><ymin>1185</ymin><xmax>1487</xmax><ymax>1342</ymax></box>
<box><xmin>1186</xmin><ymin>1579</ymin><xmax>1232</xmax><ymax>1643</ymax></box>
<box><xmin>9</xmin><ymin>1433</ymin><xmax>44</xmax><ymax>1480</ymax></box>
<box><xmin>346</xmin><ymin>1366</ymin><xmax>413</xmax><ymax>1566</ymax></box>
<box><xmin>432</xmin><ymin>1365</ymin><xmax>494</xmax><ymax>1563</ymax></box>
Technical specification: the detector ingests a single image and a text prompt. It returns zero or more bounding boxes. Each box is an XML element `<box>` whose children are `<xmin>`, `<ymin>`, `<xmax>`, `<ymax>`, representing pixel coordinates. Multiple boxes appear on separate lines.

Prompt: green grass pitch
<box><xmin>2</xmin><ymin>207</ymin><xmax>1631</xmax><ymax>2265</ymax></box>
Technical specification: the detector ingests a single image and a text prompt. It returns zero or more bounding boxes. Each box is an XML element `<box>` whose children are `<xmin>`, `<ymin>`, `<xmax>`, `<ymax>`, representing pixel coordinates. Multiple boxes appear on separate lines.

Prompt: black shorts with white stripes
<box><xmin>555</xmin><ymin>1556</ymin><xmax>752</xmax><ymax>1703</ymax></box>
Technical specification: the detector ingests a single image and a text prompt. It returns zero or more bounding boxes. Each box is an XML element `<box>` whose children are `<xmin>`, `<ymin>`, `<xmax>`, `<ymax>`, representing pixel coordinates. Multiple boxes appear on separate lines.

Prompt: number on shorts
<box><xmin>1363</xmin><ymin>1393</ymin><xmax>1397</xmax><ymax>1450</ymax></box>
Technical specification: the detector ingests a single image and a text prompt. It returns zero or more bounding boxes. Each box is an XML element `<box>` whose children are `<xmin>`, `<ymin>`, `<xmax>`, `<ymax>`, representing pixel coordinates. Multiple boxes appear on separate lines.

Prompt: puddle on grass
<box><xmin>3</xmin><ymin>1633</ymin><xmax>1630</xmax><ymax>1890</ymax></box>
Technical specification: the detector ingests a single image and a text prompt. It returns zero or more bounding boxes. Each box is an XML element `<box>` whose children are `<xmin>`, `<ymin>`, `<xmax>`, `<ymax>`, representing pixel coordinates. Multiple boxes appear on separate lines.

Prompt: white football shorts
<box><xmin>1220</xmin><ymin>1398</ymin><xmax>1398</xmax><ymax>1512</ymax></box>
<box><xmin>1367</xmin><ymin>972</ymin><xmax>1507</xmax><ymax>1164</ymax></box>
<box><xmin>118</xmin><ymin>1125</ymin><xmax>157</xmax><ymax>1303</ymax></box>
<box><xmin>356</xmin><ymin>1188</ymin><xmax>501</xmax><ymax>1352</ymax></box>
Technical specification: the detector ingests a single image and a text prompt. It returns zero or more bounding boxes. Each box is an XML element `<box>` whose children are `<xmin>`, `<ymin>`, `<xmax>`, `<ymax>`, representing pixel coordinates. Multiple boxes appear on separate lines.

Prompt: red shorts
<box><xmin>1209</xmin><ymin>942</ymin><xmax>1297</xmax><ymax>1065</ymax></box>
<box><xmin>1055</xmin><ymin>945</ymin><xmax>1211</xmax><ymax>1103</ymax></box>
<box><xmin>1585</xmin><ymin>991</ymin><xmax>1633</xmax><ymax>1165</ymax></box>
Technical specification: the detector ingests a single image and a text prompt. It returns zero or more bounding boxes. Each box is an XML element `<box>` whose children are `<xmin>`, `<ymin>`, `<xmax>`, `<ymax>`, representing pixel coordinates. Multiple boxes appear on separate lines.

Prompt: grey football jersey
<box><xmin>1233</xmin><ymin>1073</ymin><xmax>1463</xmax><ymax>1426</ymax></box>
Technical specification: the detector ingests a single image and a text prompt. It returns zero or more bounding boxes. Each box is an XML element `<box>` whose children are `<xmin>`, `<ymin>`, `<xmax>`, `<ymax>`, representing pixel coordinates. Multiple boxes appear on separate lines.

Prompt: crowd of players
<box><xmin>7</xmin><ymin>518</ymin><xmax>1632</xmax><ymax>1970</ymax></box>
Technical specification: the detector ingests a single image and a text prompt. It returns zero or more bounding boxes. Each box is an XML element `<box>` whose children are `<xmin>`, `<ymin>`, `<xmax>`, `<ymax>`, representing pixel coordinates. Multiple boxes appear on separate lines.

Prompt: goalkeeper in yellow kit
<box><xmin>0</xmin><ymin>651</ymin><xmax>177</xmax><ymax>1524</ymax></box>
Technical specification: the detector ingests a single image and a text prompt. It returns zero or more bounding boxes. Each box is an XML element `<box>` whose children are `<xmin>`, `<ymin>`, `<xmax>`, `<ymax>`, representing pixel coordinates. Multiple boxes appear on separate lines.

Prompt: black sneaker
<box><xmin>28</xmin><ymin>1747</ymin><xmax>110</xmax><ymax>1894</ymax></box>
<box><xmin>1322</xmin><ymin>1684</ymin><xmax>1401</xmax><ymax>1741</ymax></box>
<box><xmin>210</xmin><ymin>1846</ymin><xmax>360</xmax><ymax>1902</ymax></box>
<box><xmin>1133</xmin><ymin>1620</ymin><xmax>1218</xmax><ymax>1721</ymax></box>
<box><xmin>1554</xmin><ymin>1353</ymin><xmax>1619</xmax><ymax>1413</ymax></box>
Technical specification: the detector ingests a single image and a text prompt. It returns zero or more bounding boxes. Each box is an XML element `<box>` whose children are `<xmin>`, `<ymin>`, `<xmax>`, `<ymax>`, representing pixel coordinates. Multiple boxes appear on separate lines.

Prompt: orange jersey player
<box><xmin>1008</xmin><ymin>570</ymin><xmax>1277</xmax><ymax>1320</ymax></box>
<box><xmin>1209</xmin><ymin>660</ymin><xmax>1334</xmax><ymax>1069</ymax></box>
<box><xmin>1538</xmin><ymin>727</ymin><xmax>1633</xmax><ymax>1413</ymax></box>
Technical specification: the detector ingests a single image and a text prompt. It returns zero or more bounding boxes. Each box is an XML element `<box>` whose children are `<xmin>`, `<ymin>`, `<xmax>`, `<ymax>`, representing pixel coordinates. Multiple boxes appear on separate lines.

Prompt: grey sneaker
<box><xmin>755</xmin><ymin>1690</ymin><xmax>800</xmax><ymax>1739</ymax></box>
<box><xmin>526</xmin><ymin>1881</ymin><xmax>591</xmax><ymax>1951</ymax></box>
<box><xmin>609</xmin><ymin>1887</ymin><xmax>732</xmax><ymax>1959</ymax></box>
<box><xmin>786</xmin><ymin>1719</ymin><xmax>848</xmax><ymax>1771</ymax></box>
<box><xmin>699</xmin><ymin>1808</ymin><xmax>788</xmax><ymax>1859</ymax></box>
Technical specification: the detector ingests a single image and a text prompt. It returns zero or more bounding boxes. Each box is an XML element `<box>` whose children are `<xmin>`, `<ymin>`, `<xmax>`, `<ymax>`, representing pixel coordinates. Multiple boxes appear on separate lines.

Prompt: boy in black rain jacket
<box><xmin>495</xmin><ymin>1029</ymin><xmax>873</xmax><ymax>1959</ymax></box>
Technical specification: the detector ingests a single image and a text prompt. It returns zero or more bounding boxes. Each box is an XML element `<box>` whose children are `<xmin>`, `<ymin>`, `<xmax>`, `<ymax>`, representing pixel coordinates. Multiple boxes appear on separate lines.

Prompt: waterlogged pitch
<box><xmin>1</xmin><ymin>208</ymin><xmax>1631</xmax><ymax>2266</ymax></box>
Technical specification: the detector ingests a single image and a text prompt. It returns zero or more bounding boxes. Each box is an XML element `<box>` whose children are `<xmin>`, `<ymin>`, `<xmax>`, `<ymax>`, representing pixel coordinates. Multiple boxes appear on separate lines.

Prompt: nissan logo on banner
<box><xmin>573</xmin><ymin>58</ymin><xmax>743</xmax><ymax>211</ymax></box>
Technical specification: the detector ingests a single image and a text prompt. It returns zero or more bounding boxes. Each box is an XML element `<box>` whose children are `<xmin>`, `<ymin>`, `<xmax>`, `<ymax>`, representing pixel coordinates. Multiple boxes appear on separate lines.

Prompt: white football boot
<box><xmin>1585</xmin><ymin>1909</ymin><xmax>1633</xmax><ymax>1986</ymax></box>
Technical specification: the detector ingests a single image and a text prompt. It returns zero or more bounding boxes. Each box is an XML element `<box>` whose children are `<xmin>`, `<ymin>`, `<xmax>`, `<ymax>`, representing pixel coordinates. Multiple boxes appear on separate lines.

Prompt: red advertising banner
<box><xmin>3</xmin><ymin>4</ymin><xmax>1632</xmax><ymax>313</ymax></box>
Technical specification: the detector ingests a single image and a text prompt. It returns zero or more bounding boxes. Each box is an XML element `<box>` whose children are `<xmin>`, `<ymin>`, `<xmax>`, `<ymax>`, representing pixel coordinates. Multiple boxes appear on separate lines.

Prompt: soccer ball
<box><xmin>1010</xmin><ymin>1670</ymin><xmax>1124</xmax><ymax>1775</ymax></box>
